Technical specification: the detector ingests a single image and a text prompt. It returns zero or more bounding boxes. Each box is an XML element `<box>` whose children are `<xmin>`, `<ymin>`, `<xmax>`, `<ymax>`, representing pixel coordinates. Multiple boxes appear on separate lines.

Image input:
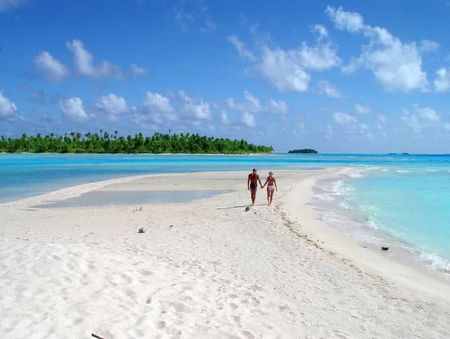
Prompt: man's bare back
<box><xmin>247</xmin><ymin>168</ymin><xmax>262</xmax><ymax>205</ymax></box>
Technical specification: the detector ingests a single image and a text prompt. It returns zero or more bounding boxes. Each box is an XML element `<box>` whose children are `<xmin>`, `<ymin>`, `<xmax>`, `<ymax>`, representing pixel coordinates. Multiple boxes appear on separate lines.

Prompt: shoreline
<box><xmin>3</xmin><ymin>167</ymin><xmax>450</xmax><ymax>294</ymax></box>
<box><xmin>308</xmin><ymin>169</ymin><xmax>450</xmax><ymax>286</ymax></box>
<box><xmin>3</xmin><ymin>167</ymin><xmax>450</xmax><ymax>295</ymax></box>
<box><xmin>282</xmin><ymin>168</ymin><xmax>450</xmax><ymax>303</ymax></box>
<box><xmin>1</xmin><ymin>168</ymin><xmax>450</xmax><ymax>338</ymax></box>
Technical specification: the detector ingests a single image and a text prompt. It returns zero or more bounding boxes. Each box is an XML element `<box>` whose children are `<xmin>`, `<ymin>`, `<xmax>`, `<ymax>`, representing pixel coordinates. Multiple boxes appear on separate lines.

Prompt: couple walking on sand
<box><xmin>247</xmin><ymin>168</ymin><xmax>278</xmax><ymax>206</ymax></box>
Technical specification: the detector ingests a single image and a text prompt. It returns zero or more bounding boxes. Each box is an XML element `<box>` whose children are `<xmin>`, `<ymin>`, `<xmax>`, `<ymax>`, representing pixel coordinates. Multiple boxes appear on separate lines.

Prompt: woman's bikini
<box><xmin>266</xmin><ymin>177</ymin><xmax>275</xmax><ymax>190</ymax></box>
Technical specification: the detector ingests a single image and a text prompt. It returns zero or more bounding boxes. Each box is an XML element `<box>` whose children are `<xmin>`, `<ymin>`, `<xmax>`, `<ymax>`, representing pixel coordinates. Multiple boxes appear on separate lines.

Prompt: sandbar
<box><xmin>1</xmin><ymin>168</ymin><xmax>449</xmax><ymax>339</ymax></box>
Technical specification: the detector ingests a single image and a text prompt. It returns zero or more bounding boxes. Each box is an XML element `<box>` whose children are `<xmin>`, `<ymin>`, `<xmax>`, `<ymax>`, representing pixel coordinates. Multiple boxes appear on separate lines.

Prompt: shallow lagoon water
<box><xmin>0</xmin><ymin>153</ymin><xmax>325</xmax><ymax>203</ymax></box>
<box><xmin>34</xmin><ymin>190</ymin><xmax>232</xmax><ymax>208</ymax></box>
<box><xmin>308</xmin><ymin>167</ymin><xmax>450</xmax><ymax>277</ymax></box>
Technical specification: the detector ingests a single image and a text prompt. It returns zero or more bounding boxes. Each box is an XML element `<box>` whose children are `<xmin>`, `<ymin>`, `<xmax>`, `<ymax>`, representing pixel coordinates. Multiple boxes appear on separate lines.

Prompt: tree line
<box><xmin>0</xmin><ymin>131</ymin><xmax>274</xmax><ymax>154</ymax></box>
<box><xmin>288</xmin><ymin>149</ymin><xmax>318</xmax><ymax>154</ymax></box>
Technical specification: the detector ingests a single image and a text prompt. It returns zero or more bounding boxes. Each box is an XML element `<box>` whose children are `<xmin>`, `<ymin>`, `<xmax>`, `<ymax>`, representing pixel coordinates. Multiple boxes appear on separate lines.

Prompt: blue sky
<box><xmin>1</xmin><ymin>0</ymin><xmax>450</xmax><ymax>153</ymax></box>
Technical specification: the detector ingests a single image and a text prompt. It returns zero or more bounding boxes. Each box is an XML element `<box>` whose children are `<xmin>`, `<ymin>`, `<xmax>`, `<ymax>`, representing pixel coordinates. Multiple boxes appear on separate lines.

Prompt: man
<box><xmin>247</xmin><ymin>168</ymin><xmax>262</xmax><ymax>206</ymax></box>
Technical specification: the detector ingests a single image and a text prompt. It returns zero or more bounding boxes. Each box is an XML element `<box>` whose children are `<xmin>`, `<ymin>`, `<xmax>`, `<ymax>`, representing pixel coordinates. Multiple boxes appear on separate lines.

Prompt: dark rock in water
<box><xmin>138</xmin><ymin>227</ymin><xmax>146</xmax><ymax>233</ymax></box>
<box><xmin>381</xmin><ymin>246</ymin><xmax>389</xmax><ymax>251</ymax></box>
<box><xmin>245</xmin><ymin>206</ymin><xmax>250</xmax><ymax>212</ymax></box>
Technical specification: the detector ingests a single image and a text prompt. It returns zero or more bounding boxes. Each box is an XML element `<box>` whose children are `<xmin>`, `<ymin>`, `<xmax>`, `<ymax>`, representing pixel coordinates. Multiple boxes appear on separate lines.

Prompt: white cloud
<box><xmin>231</xmin><ymin>23</ymin><xmax>339</xmax><ymax>93</ymax></box>
<box><xmin>130</xmin><ymin>64</ymin><xmax>148</xmax><ymax>77</ymax></box>
<box><xmin>327</xmin><ymin>6</ymin><xmax>429</xmax><ymax>92</ymax></box>
<box><xmin>318</xmin><ymin>81</ymin><xmax>344</xmax><ymax>98</ymax></box>
<box><xmin>227</xmin><ymin>91</ymin><xmax>261</xmax><ymax>112</ymax></box>
<box><xmin>415</xmin><ymin>105</ymin><xmax>440</xmax><ymax>122</ymax></box>
<box><xmin>220</xmin><ymin>112</ymin><xmax>230</xmax><ymax>125</ymax></box>
<box><xmin>34</xmin><ymin>51</ymin><xmax>69</xmax><ymax>81</ymax></box>
<box><xmin>419</xmin><ymin>40</ymin><xmax>439</xmax><ymax>53</ymax></box>
<box><xmin>59</xmin><ymin>97</ymin><xmax>87</xmax><ymax>120</ymax></box>
<box><xmin>259</xmin><ymin>47</ymin><xmax>310</xmax><ymax>92</ymax></box>
<box><xmin>131</xmin><ymin>111</ymin><xmax>160</xmax><ymax>129</ymax></box>
<box><xmin>402</xmin><ymin>104</ymin><xmax>441</xmax><ymax>132</ymax></box>
<box><xmin>66</xmin><ymin>39</ymin><xmax>125</xmax><ymax>79</ymax></box>
<box><xmin>228</xmin><ymin>35</ymin><xmax>256</xmax><ymax>61</ymax></box>
<box><xmin>144</xmin><ymin>92</ymin><xmax>174</xmax><ymax>113</ymax></box>
<box><xmin>355</xmin><ymin>104</ymin><xmax>370</xmax><ymax>115</ymax></box>
<box><xmin>326</xmin><ymin>6</ymin><xmax>364</xmax><ymax>33</ymax></box>
<box><xmin>140</xmin><ymin>92</ymin><xmax>176</xmax><ymax>125</ymax></box>
<box><xmin>134</xmin><ymin>110</ymin><xmax>173</xmax><ymax>126</ymax></box>
<box><xmin>444</xmin><ymin>123</ymin><xmax>450</xmax><ymax>131</ymax></box>
<box><xmin>0</xmin><ymin>91</ymin><xmax>18</xmax><ymax>119</ymax></box>
<box><xmin>267</xmin><ymin>99</ymin><xmax>289</xmax><ymax>114</ymax></box>
<box><xmin>359</xmin><ymin>36</ymin><xmax>428</xmax><ymax>92</ymax></box>
<box><xmin>178</xmin><ymin>90</ymin><xmax>211</xmax><ymax>121</ymax></box>
<box><xmin>296</xmin><ymin>43</ymin><xmax>340</xmax><ymax>71</ymax></box>
<box><xmin>258</xmin><ymin>39</ymin><xmax>339</xmax><ymax>92</ymax></box>
<box><xmin>312</xmin><ymin>25</ymin><xmax>328</xmax><ymax>40</ymax></box>
<box><xmin>0</xmin><ymin>0</ymin><xmax>27</xmax><ymax>12</ymax></box>
<box><xmin>241</xmin><ymin>112</ymin><xmax>256</xmax><ymax>127</ymax></box>
<box><xmin>333</xmin><ymin>112</ymin><xmax>357</xmax><ymax>124</ymax></box>
<box><xmin>96</xmin><ymin>61</ymin><xmax>124</xmax><ymax>79</ymax></box>
<box><xmin>95</xmin><ymin>94</ymin><xmax>128</xmax><ymax>120</ymax></box>
<box><xmin>434</xmin><ymin>68</ymin><xmax>450</xmax><ymax>92</ymax></box>
<box><xmin>66</xmin><ymin>40</ymin><xmax>94</xmax><ymax>75</ymax></box>
<box><xmin>227</xmin><ymin>91</ymin><xmax>288</xmax><ymax>114</ymax></box>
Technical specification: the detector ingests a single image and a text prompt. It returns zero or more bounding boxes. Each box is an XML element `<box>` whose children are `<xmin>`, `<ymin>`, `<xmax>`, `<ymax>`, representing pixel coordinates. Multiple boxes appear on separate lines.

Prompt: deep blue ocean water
<box><xmin>1</xmin><ymin>153</ymin><xmax>450</xmax><ymax>274</ymax></box>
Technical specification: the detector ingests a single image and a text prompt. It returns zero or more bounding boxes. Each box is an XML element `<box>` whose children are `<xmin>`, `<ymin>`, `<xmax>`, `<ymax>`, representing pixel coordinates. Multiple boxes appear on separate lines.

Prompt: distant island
<box><xmin>0</xmin><ymin>131</ymin><xmax>274</xmax><ymax>154</ymax></box>
<box><xmin>288</xmin><ymin>149</ymin><xmax>318</xmax><ymax>154</ymax></box>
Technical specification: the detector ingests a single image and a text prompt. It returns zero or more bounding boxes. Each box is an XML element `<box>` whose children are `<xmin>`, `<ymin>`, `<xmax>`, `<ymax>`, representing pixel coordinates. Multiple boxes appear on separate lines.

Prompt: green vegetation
<box><xmin>0</xmin><ymin>131</ymin><xmax>274</xmax><ymax>154</ymax></box>
<box><xmin>288</xmin><ymin>149</ymin><xmax>318</xmax><ymax>154</ymax></box>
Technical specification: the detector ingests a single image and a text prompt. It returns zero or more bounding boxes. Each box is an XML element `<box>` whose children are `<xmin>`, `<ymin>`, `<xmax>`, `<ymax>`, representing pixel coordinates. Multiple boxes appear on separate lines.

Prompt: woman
<box><xmin>262</xmin><ymin>171</ymin><xmax>278</xmax><ymax>206</ymax></box>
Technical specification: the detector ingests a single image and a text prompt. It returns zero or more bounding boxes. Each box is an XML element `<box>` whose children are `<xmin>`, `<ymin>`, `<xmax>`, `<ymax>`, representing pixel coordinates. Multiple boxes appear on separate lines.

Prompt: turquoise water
<box><xmin>1</xmin><ymin>153</ymin><xmax>450</xmax><ymax>273</ymax></box>
<box><xmin>309</xmin><ymin>165</ymin><xmax>450</xmax><ymax>274</ymax></box>
<box><xmin>345</xmin><ymin>168</ymin><xmax>450</xmax><ymax>271</ymax></box>
<box><xmin>0</xmin><ymin>153</ymin><xmax>325</xmax><ymax>203</ymax></box>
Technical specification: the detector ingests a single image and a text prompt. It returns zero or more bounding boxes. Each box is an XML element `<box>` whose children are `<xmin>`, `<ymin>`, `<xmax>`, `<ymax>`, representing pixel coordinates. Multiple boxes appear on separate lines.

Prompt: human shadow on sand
<box><xmin>217</xmin><ymin>203</ymin><xmax>266</xmax><ymax>210</ymax></box>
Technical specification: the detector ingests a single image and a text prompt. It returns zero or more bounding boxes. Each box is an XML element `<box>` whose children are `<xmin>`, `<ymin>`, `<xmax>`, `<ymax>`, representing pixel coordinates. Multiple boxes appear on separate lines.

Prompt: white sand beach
<box><xmin>1</xmin><ymin>168</ymin><xmax>450</xmax><ymax>339</ymax></box>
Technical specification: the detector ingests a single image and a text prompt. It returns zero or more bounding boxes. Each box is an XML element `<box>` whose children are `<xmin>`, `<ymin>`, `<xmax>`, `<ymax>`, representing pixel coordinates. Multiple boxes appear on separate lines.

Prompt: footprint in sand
<box><xmin>240</xmin><ymin>330</ymin><xmax>256</xmax><ymax>339</ymax></box>
<box><xmin>139</xmin><ymin>269</ymin><xmax>153</xmax><ymax>276</ymax></box>
<box><xmin>170</xmin><ymin>301</ymin><xmax>192</xmax><ymax>313</ymax></box>
<box><xmin>330</xmin><ymin>329</ymin><xmax>355</xmax><ymax>339</ymax></box>
<box><xmin>249</xmin><ymin>296</ymin><xmax>260</xmax><ymax>306</ymax></box>
<box><xmin>227</xmin><ymin>303</ymin><xmax>238</xmax><ymax>310</ymax></box>
<box><xmin>277</xmin><ymin>304</ymin><xmax>292</xmax><ymax>311</ymax></box>
<box><xmin>155</xmin><ymin>320</ymin><xmax>166</xmax><ymax>329</ymax></box>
